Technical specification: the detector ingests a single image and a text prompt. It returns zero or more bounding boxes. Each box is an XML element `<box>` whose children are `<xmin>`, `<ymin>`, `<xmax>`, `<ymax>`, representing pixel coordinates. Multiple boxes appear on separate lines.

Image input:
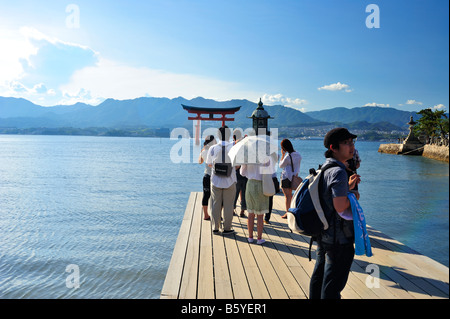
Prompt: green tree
<box><xmin>414</xmin><ymin>108</ymin><xmax>448</xmax><ymax>141</ymax></box>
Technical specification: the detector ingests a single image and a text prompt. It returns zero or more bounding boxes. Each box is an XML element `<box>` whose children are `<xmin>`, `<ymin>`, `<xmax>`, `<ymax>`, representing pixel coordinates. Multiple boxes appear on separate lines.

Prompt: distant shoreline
<box><xmin>0</xmin><ymin>127</ymin><xmax>170</xmax><ymax>138</ymax></box>
<box><xmin>0</xmin><ymin>126</ymin><xmax>402</xmax><ymax>142</ymax></box>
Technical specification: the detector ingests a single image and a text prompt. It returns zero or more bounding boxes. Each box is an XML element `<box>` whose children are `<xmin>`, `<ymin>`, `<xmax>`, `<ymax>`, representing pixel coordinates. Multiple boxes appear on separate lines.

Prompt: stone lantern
<box><xmin>401</xmin><ymin>116</ymin><xmax>424</xmax><ymax>155</ymax></box>
<box><xmin>249</xmin><ymin>98</ymin><xmax>273</xmax><ymax>135</ymax></box>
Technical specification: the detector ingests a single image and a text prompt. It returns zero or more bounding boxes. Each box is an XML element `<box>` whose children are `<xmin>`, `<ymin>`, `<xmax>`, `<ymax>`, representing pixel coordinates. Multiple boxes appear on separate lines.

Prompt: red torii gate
<box><xmin>182</xmin><ymin>104</ymin><xmax>241</xmax><ymax>145</ymax></box>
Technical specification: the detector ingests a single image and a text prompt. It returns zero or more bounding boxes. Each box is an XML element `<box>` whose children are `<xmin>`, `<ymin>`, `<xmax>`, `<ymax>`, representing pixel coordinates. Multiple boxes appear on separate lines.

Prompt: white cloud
<box><xmin>318</xmin><ymin>82</ymin><xmax>353</xmax><ymax>92</ymax></box>
<box><xmin>433</xmin><ymin>104</ymin><xmax>446</xmax><ymax>110</ymax></box>
<box><xmin>1</xmin><ymin>27</ymin><xmax>260</xmax><ymax>106</ymax></box>
<box><xmin>364</xmin><ymin>102</ymin><xmax>390</xmax><ymax>108</ymax></box>
<box><xmin>405</xmin><ymin>99</ymin><xmax>423</xmax><ymax>105</ymax></box>
<box><xmin>0</xmin><ymin>29</ymin><xmax>37</xmax><ymax>84</ymax></box>
<box><xmin>261</xmin><ymin>93</ymin><xmax>307</xmax><ymax>111</ymax></box>
<box><xmin>59</xmin><ymin>58</ymin><xmax>259</xmax><ymax>105</ymax></box>
<box><xmin>0</xmin><ymin>27</ymin><xmax>100</xmax><ymax>105</ymax></box>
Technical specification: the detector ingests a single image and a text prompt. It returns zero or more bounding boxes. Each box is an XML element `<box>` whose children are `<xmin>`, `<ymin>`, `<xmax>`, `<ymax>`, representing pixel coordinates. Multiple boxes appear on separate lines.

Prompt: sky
<box><xmin>0</xmin><ymin>0</ymin><xmax>448</xmax><ymax>112</ymax></box>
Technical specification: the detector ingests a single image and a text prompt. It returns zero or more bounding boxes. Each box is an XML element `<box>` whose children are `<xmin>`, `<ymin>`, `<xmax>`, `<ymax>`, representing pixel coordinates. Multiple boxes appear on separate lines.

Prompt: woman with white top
<box><xmin>279</xmin><ymin>139</ymin><xmax>302</xmax><ymax>218</ymax></box>
<box><xmin>198</xmin><ymin>135</ymin><xmax>216</xmax><ymax>220</ymax></box>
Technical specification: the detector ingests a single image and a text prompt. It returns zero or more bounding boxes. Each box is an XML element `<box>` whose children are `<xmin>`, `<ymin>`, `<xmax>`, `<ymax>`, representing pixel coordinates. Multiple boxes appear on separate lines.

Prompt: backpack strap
<box><xmin>289</xmin><ymin>153</ymin><xmax>294</xmax><ymax>172</ymax></box>
<box><xmin>307</xmin><ymin>162</ymin><xmax>341</xmax><ymax>260</ymax></box>
<box><xmin>319</xmin><ymin>161</ymin><xmax>341</xmax><ymax>246</ymax></box>
<box><xmin>222</xmin><ymin>143</ymin><xmax>225</xmax><ymax>164</ymax></box>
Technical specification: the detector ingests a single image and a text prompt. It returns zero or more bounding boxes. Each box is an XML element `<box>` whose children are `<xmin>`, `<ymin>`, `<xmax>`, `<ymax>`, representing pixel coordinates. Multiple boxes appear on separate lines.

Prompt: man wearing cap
<box><xmin>309</xmin><ymin>127</ymin><xmax>361</xmax><ymax>299</ymax></box>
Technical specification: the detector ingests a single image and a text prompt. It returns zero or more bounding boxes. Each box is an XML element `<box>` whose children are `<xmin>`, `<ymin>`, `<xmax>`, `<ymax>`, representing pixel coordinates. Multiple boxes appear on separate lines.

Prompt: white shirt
<box><xmin>240</xmin><ymin>155</ymin><xmax>275</xmax><ymax>181</ymax></box>
<box><xmin>206</xmin><ymin>141</ymin><xmax>237</xmax><ymax>188</ymax></box>
<box><xmin>240</xmin><ymin>164</ymin><xmax>263</xmax><ymax>181</ymax></box>
<box><xmin>201</xmin><ymin>147</ymin><xmax>212</xmax><ymax>175</ymax></box>
<box><xmin>279</xmin><ymin>151</ymin><xmax>302</xmax><ymax>181</ymax></box>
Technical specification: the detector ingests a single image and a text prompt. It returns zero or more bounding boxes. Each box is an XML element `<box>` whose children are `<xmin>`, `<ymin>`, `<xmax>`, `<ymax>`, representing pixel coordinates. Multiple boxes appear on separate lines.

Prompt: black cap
<box><xmin>324</xmin><ymin>127</ymin><xmax>357</xmax><ymax>149</ymax></box>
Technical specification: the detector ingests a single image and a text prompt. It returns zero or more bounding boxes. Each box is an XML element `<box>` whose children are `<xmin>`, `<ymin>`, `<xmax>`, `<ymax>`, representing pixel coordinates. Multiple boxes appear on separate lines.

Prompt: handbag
<box><xmin>289</xmin><ymin>153</ymin><xmax>303</xmax><ymax>190</ymax></box>
<box><xmin>291</xmin><ymin>175</ymin><xmax>303</xmax><ymax>190</ymax></box>
<box><xmin>262</xmin><ymin>174</ymin><xmax>275</xmax><ymax>197</ymax></box>
<box><xmin>214</xmin><ymin>144</ymin><xmax>232</xmax><ymax>176</ymax></box>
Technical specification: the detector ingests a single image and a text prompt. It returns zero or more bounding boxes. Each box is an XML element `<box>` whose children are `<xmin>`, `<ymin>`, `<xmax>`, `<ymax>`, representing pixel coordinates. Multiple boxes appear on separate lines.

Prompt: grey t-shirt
<box><xmin>320</xmin><ymin>158</ymin><xmax>354</xmax><ymax>245</ymax></box>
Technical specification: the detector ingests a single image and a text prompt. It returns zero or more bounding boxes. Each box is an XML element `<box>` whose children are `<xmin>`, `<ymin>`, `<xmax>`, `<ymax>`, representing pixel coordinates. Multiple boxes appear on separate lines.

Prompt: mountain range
<box><xmin>0</xmin><ymin>96</ymin><xmax>418</xmax><ymax>131</ymax></box>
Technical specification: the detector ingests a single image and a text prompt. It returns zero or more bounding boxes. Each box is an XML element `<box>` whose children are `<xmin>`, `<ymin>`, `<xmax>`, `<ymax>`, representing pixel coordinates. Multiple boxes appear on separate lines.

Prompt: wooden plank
<box><xmin>161</xmin><ymin>192</ymin><xmax>449</xmax><ymax>299</ymax></box>
<box><xmin>233</xmin><ymin>215</ymin><xmax>271</xmax><ymax>299</ymax></box>
<box><xmin>179</xmin><ymin>192</ymin><xmax>203</xmax><ymax>298</ymax></box>
<box><xmin>212</xmin><ymin>230</ymin><xmax>234</xmax><ymax>299</ymax></box>
<box><xmin>197</xmin><ymin>198</ymin><xmax>214</xmax><ymax>299</ymax></box>
<box><xmin>261</xmin><ymin>218</ymin><xmax>308</xmax><ymax>298</ymax></box>
<box><xmin>160</xmin><ymin>193</ymin><xmax>197</xmax><ymax>299</ymax></box>
<box><xmin>388</xmin><ymin>254</ymin><xmax>449</xmax><ymax>296</ymax></box>
<box><xmin>223</xmin><ymin>223</ymin><xmax>253</xmax><ymax>299</ymax></box>
<box><xmin>350</xmin><ymin>258</ymin><xmax>409</xmax><ymax>299</ymax></box>
<box><xmin>236</xmin><ymin>213</ymin><xmax>289</xmax><ymax>299</ymax></box>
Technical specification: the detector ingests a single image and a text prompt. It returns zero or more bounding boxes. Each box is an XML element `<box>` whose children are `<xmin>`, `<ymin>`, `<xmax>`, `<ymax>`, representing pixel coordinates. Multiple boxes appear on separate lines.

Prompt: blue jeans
<box><xmin>309</xmin><ymin>239</ymin><xmax>355</xmax><ymax>299</ymax></box>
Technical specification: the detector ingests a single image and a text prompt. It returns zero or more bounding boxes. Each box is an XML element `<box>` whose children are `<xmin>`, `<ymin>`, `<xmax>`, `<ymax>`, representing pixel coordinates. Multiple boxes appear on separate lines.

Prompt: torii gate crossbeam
<box><xmin>182</xmin><ymin>104</ymin><xmax>241</xmax><ymax>145</ymax></box>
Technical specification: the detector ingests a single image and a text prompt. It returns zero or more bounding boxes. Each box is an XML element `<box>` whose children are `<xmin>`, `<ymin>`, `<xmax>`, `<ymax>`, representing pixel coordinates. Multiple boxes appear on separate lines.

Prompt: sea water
<box><xmin>0</xmin><ymin>135</ymin><xmax>448</xmax><ymax>298</ymax></box>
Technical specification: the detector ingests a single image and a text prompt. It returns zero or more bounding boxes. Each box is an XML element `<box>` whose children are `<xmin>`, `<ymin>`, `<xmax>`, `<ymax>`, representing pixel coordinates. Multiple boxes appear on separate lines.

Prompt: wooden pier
<box><xmin>160</xmin><ymin>192</ymin><xmax>449</xmax><ymax>299</ymax></box>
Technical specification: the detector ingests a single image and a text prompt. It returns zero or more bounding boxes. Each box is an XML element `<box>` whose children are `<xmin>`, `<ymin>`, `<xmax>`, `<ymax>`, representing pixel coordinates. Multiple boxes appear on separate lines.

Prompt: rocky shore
<box><xmin>422</xmin><ymin>144</ymin><xmax>449</xmax><ymax>162</ymax></box>
<box><xmin>378</xmin><ymin>143</ymin><xmax>449</xmax><ymax>163</ymax></box>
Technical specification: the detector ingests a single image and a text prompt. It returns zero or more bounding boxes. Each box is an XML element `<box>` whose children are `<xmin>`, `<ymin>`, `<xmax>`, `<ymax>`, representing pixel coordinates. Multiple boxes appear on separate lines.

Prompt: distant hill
<box><xmin>0</xmin><ymin>96</ymin><xmax>320</xmax><ymax>129</ymax></box>
<box><xmin>306</xmin><ymin>106</ymin><xmax>418</xmax><ymax>128</ymax></box>
<box><xmin>0</xmin><ymin>96</ymin><xmax>418</xmax><ymax>131</ymax></box>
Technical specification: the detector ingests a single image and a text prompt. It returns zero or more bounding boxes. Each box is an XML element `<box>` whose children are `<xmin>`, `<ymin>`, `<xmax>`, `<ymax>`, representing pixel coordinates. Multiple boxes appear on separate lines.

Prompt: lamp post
<box><xmin>248</xmin><ymin>98</ymin><xmax>273</xmax><ymax>136</ymax></box>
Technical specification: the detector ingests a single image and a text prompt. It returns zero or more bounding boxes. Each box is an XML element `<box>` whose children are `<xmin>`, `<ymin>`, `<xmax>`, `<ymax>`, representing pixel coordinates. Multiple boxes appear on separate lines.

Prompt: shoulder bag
<box><xmin>289</xmin><ymin>153</ymin><xmax>303</xmax><ymax>190</ymax></box>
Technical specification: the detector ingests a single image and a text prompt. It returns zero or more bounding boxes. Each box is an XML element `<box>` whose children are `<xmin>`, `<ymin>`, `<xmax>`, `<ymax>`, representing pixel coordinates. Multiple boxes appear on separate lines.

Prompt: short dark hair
<box><xmin>281</xmin><ymin>139</ymin><xmax>295</xmax><ymax>153</ymax></box>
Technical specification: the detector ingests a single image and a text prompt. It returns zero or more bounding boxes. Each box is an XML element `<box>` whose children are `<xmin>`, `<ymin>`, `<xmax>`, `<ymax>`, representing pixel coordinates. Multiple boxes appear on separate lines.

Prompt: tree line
<box><xmin>414</xmin><ymin>108</ymin><xmax>449</xmax><ymax>143</ymax></box>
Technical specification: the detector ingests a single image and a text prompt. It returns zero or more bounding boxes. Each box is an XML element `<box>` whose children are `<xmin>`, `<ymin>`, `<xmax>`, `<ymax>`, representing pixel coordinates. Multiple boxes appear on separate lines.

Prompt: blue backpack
<box><xmin>287</xmin><ymin>162</ymin><xmax>339</xmax><ymax>260</ymax></box>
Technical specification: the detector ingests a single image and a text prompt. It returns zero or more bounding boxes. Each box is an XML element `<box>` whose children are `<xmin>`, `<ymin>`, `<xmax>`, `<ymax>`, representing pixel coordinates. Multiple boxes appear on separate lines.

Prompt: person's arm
<box><xmin>332</xmin><ymin>171</ymin><xmax>360</xmax><ymax>212</ymax></box>
<box><xmin>333</xmin><ymin>196</ymin><xmax>350</xmax><ymax>213</ymax></box>
<box><xmin>279</xmin><ymin>152</ymin><xmax>289</xmax><ymax>168</ymax></box>
<box><xmin>198</xmin><ymin>148</ymin><xmax>205</xmax><ymax>164</ymax></box>
<box><xmin>206</xmin><ymin>147</ymin><xmax>214</xmax><ymax>168</ymax></box>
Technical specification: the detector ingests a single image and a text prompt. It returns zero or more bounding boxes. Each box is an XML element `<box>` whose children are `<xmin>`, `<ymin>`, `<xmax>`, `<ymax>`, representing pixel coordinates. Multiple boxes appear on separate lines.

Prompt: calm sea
<box><xmin>0</xmin><ymin>135</ymin><xmax>448</xmax><ymax>299</ymax></box>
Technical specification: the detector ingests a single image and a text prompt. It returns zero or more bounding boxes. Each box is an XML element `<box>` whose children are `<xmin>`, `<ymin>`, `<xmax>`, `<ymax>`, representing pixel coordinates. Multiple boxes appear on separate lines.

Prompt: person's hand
<box><xmin>350</xmin><ymin>190</ymin><xmax>360</xmax><ymax>200</ymax></box>
<box><xmin>349</xmin><ymin>174</ymin><xmax>361</xmax><ymax>190</ymax></box>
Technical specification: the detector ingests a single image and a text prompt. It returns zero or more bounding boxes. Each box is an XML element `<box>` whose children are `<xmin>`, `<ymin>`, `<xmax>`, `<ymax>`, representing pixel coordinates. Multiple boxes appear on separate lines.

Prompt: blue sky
<box><xmin>0</xmin><ymin>0</ymin><xmax>448</xmax><ymax>112</ymax></box>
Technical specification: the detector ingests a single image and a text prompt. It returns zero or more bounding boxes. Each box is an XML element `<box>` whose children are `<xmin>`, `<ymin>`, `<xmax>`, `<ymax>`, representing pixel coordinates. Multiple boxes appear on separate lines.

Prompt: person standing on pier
<box><xmin>206</xmin><ymin>126</ymin><xmax>237</xmax><ymax>235</ymax></box>
<box><xmin>309</xmin><ymin>127</ymin><xmax>361</xmax><ymax>299</ymax></box>
<box><xmin>239</xmin><ymin>159</ymin><xmax>271</xmax><ymax>245</ymax></box>
<box><xmin>198</xmin><ymin>135</ymin><xmax>216</xmax><ymax>220</ymax></box>
<box><xmin>233</xmin><ymin>129</ymin><xmax>247</xmax><ymax>217</ymax></box>
<box><xmin>279</xmin><ymin>139</ymin><xmax>302</xmax><ymax>218</ymax></box>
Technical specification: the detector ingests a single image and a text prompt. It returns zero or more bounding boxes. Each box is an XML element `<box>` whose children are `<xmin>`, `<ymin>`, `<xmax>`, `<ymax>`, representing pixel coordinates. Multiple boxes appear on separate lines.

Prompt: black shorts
<box><xmin>281</xmin><ymin>178</ymin><xmax>292</xmax><ymax>189</ymax></box>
